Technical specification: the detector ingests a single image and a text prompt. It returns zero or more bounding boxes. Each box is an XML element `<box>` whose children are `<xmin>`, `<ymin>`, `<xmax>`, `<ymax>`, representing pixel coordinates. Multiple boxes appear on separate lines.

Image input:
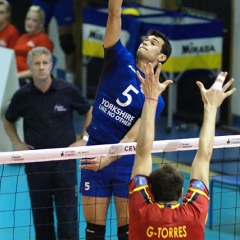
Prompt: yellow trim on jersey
<box><xmin>156</xmin><ymin>203</ymin><xmax>180</xmax><ymax>209</ymax></box>
<box><xmin>129</xmin><ymin>185</ymin><xmax>147</xmax><ymax>194</ymax></box>
<box><xmin>188</xmin><ymin>187</ymin><xmax>210</xmax><ymax>200</ymax></box>
<box><xmin>130</xmin><ymin>185</ymin><xmax>154</xmax><ymax>204</ymax></box>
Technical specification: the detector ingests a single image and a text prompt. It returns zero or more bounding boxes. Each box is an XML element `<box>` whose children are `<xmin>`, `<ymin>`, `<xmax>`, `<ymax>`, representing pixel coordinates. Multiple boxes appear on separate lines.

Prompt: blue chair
<box><xmin>209</xmin><ymin>172</ymin><xmax>240</xmax><ymax>228</ymax></box>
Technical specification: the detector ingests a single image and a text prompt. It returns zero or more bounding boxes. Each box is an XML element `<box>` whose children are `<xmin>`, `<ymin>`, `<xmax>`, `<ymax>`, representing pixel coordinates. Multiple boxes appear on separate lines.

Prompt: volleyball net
<box><xmin>1</xmin><ymin>135</ymin><xmax>240</xmax><ymax>164</ymax></box>
<box><xmin>0</xmin><ymin>136</ymin><xmax>240</xmax><ymax>239</ymax></box>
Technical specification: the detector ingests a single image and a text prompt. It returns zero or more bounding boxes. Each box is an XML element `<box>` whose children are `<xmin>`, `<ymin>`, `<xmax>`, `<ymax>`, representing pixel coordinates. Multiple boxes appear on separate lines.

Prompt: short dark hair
<box><xmin>149</xmin><ymin>163</ymin><xmax>184</xmax><ymax>202</ymax></box>
<box><xmin>146</xmin><ymin>29</ymin><xmax>172</xmax><ymax>64</ymax></box>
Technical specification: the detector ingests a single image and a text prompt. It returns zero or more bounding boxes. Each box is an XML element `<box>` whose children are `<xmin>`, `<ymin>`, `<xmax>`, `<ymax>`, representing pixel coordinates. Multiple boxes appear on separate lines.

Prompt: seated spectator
<box><xmin>7</xmin><ymin>0</ymin><xmax>32</xmax><ymax>34</ymax></box>
<box><xmin>32</xmin><ymin>0</ymin><xmax>76</xmax><ymax>83</ymax></box>
<box><xmin>0</xmin><ymin>0</ymin><xmax>19</xmax><ymax>48</ymax></box>
<box><xmin>14</xmin><ymin>5</ymin><xmax>53</xmax><ymax>86</ymax></box>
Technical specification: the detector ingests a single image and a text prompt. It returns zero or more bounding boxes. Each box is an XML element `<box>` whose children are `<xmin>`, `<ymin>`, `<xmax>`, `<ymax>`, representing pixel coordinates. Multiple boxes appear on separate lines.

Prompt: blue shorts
<box><xmin>80</xmin><ymin>138</ymin><xmax>134</xmax><ymax>198</ymax></box>
<box><xmin>32</xmin><ymin>0</ymin><xmax>75</xmax><ymax>26</ymax></box>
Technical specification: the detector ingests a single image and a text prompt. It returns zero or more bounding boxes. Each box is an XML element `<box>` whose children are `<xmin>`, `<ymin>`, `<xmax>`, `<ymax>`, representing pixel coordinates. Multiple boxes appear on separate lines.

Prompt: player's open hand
<box><xmin>196</xmin><ymin>71</ymin><xmax>236</xmax><ymax>108</ymax></box>
<box><xmin>136</xmin><ymin>63</ymin><xmax>173</xmax><ymax>99</ymax></box>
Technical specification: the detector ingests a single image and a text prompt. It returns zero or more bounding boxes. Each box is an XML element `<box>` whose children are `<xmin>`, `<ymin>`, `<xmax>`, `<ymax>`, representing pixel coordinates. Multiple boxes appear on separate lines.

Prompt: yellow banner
<box><xmin>162</xmin><ymin>53</ymin><xmax>222</xmax><ymax>72</ymax></box>
<box><xmin>82</xmin><ymin>40</ymin><xmax>104</xmax><ymax>58</ymax></box>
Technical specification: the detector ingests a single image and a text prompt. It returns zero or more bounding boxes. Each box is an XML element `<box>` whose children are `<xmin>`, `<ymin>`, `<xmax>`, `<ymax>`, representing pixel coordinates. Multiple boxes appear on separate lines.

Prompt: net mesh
<box><xmin>0</xmin><ymin>137</ymin><xmax>240</xmax><ymax>239</ymax></box>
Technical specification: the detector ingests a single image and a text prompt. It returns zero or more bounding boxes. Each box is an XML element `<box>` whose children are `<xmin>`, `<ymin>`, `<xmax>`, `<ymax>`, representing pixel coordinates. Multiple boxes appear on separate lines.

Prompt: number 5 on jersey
<box><xmin>116</xmin><ymin>85</ymin><xmax>139</xmax><ymax>107</ymax></box>
<box><xmin>85</xmin><ymin>182</ymin><xmax>90</xmax><ymax>191</ymax></box>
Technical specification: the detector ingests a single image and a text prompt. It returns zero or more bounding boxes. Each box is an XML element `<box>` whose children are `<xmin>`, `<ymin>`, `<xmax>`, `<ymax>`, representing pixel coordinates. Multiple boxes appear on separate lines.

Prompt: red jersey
<box><xmin>14</xmin><ymin>32</ymin><xmax>54</xmax><ymax>72</ymax></box>
<box><xmin>128</xmin><ymin>176</ymin><xmax>209</xmax><ymax>240</ymax></box>
<box><xmin>0</xmin><ymin>23</ymin><xmax>19</xmax><ymax>49</ymax></box>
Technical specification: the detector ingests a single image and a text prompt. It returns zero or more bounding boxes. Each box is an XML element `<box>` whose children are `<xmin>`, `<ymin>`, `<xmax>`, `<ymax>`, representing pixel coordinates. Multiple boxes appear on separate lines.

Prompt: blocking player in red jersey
<box><xmin>128</xmin><ymin>62</ymin><xmax>236</xmax><ymax>240</ymax></box>
<box><xmin>0</xmin><ymin>0</ymin><xmax>19</xmax><ymax>48</ymax></box>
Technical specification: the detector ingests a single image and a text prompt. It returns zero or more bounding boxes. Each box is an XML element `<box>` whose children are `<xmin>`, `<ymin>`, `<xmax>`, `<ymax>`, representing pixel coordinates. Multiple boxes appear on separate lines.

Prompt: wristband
<box><xmin>81</xmin><ymin>135</ymin><xmax>89</xmax><ymax>142</ymax></box>
<box><xmin>145</xmin><ymin>97</ymin><xmax>158</xmax><ymax>102</ymax></box>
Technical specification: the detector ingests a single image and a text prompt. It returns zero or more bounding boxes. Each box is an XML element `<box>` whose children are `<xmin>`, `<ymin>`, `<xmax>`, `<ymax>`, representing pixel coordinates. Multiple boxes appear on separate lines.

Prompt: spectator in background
<box><xmin>14</xmin><ymin>5</ymin><xmax>53</xmax><ymax>86</ymax></box>
<box><xmin>0</xmin><ymin>0</ymin><xmax>19</xmax><ymax>48</ymax></box>
<box><xmin>7</xmin><ymin>0</ymin><xmax>32</xmax><ymax>34</ymax></box>
<box><xmin>4</xmin><ymin>46</ymin><xmax>93</xmax><ymax>240</ymax></box>
<box><xmin>32</xmin><ymin>0</ymin><xmax>77</xmax><ymax>83</ymax></box>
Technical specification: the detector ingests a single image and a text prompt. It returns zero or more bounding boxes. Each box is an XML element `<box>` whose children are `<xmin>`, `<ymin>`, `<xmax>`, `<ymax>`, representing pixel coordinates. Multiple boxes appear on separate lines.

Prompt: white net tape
<box><xmin>0</xmin><ymin>135</ymin><xmax>239</xmax><ymax>164</ymax></box>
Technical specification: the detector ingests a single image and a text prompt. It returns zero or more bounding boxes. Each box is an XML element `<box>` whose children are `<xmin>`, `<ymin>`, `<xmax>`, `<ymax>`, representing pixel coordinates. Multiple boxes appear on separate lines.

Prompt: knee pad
<box><xmin>86</xmin><ymin>222</ymin><xmax>105</xmax><ymax>240</ymax></box>
<box><xmin>117</xmin><ymin>224</ymin><xmax>129</xmax><ymax>240</ymax></box>
<box><xmin>59</xmin><ymin>34</ymin><xmax>76</xmax><ymax>55</ymax></box>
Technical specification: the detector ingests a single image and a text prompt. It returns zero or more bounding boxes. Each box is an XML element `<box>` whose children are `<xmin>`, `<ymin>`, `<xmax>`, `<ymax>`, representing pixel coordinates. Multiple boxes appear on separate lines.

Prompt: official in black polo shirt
<box><xmin>4</xmin><ymin>46</ymin><xmax>92</xmax><ymax>240</ymax></box>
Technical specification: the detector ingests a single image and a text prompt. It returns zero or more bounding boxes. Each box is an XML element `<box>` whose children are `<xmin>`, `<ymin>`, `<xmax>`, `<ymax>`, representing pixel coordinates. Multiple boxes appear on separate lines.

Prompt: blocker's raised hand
<box><xmin>136</xmin><ymin>63</ymin><xmax>173</xmax><ymax>100</ymax></box>
<box><xmin>196</xmin><ymin>71</ymin><xmax>236</xmax><ymax>108</ymax></box>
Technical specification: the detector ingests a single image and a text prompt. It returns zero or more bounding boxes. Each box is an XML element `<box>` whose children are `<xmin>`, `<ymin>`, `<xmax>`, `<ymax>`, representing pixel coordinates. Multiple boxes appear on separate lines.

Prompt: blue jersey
<box><xmin>86</xmin><ymin>40</ymin><xmax>164</xmax><ymax>144</ymax></box>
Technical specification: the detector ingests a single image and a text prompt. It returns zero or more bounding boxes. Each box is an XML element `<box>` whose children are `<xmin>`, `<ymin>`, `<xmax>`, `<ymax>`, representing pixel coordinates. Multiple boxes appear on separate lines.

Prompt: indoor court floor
<box><xmin>0</xmin><ymin>114</ymin><xmax>239</xmax><ymax>239</ymax></box>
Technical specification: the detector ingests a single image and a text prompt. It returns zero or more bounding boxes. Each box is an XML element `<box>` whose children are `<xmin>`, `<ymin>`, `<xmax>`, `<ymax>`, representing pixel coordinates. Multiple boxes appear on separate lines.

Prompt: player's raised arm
<box><xmin>104</xmin><ymin>0</ymin><xmax>123</xmax><ymax>48</ymax></box>
<box><xmin>191</xmin><ymin>73</ymin><xmax>236</xmax><ymax>189</ymax></box>
<box><xmin>131</xmin><ymin>63</ymin><xmax>172</xmax><ymax>178</ymax></box>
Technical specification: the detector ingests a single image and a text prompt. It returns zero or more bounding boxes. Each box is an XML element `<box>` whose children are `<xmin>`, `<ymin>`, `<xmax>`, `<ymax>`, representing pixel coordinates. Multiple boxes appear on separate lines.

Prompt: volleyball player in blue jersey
<box><xmin>77</xmin><ymin>0</ymin><xmax>172</xmax><ymax>239</ymax></box>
